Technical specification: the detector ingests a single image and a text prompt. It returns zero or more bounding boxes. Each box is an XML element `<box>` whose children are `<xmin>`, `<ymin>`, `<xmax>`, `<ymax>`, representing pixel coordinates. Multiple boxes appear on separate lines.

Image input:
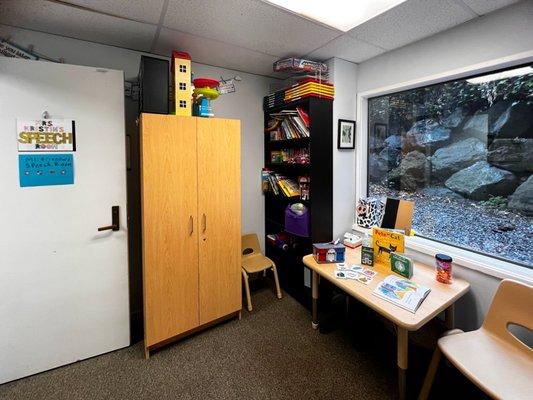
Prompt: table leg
<box><xmin>312</xmin><ymin>270</ymin><xmax>319</xmax><ymax>330</ymax></box>
<box><xmin>445</xmin><ymin>304</ymin><xmax>455</xmax><ymax>329</ymax></box>
<box><xmin>397</xmin><ymin>326</ymin><xmax>408</xmax><ymax>400</ymax></box>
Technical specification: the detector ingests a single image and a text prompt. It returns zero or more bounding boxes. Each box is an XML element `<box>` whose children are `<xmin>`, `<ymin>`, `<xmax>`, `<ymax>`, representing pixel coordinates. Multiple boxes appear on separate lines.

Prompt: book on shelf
<box><xmin>269</xmin><ymin>177</ymin><xmax>280</xmax><ymax>195</ymax></box>
<box><xmin>262</xmin><ymin>168</ymin><xmax>280</xmax><ymax>195</ymax></box>
<box><xmin>270</xmin><ymin>148</ymin><xmax>310</xmax><ymax>164</ymax></box>
<box><xmin>373</xmin><ymin>275</ymin><xmax>431</xmax><ymax>313</ymax></box>
<box><xmin>263</xmin><ymin>78</ymin><xmax>334</xmax><ymax>110</ymax></box>
<box><xmin>278</xmin><ymin>178</ymin><xmax>300</xmax><ymax>197</ymax></box>
<box><xmin>296</xmin><ymin>107</ymin><xmax>309</xmax><ymax>127</ymax></box>
<box><xmin>266</xmin><ymin>107</ymin><xmax>309</xmax><ymax>141</ymax></box>
<box><xmin>298</xmin><ymin>175</ymin><xmax>310</xmax><ymax>201</ymax></box>
<box><xmin>262</xmin><ymin>168</ymin><xmax>300</xmax><ymax>198</ymax></box>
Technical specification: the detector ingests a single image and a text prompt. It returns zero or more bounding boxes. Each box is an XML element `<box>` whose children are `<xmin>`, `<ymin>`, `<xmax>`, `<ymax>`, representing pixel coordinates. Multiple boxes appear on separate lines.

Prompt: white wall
<box><xmin>0</xmin><ymin>24</ymin><xmax>277</xmax><ymax>247</ymax></box>
<box><xmin>355</xmin><ymin>0</ymin><xmax>533</xmax><ymax>331</ymax></box>
<box><xmin>357</xmin><ymin>0</ymin><xmax>533</xmax><ymax>93</ymax></box>
<box><xmin>327</xmin><ymin>58</ymin><xmax>358</xmax><ymax>239</ymax></box>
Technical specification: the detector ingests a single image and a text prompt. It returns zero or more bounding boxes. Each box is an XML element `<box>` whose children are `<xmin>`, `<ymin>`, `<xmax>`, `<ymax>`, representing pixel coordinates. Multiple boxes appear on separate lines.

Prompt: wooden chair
<box><xmin>419</xmin><ymin>279</ymin><xmax>533</xmax><ymax>400</ymax></box>
<box><xmin>241</xmin><ymin>233</ymin><xmax>282</xmax><ymax>311</ymax></box>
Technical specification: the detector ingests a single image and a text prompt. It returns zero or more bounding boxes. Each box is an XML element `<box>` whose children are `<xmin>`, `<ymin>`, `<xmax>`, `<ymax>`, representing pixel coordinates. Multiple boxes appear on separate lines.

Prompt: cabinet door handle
<box><xmin>189</xmin><ymin>216</ymin><xmax>194</xmax><ymax>236</ymax></box>
<box><xmin>202</xmin><ymin>213</ymin><xmax>207</xmax><ymax>232</ymax></box>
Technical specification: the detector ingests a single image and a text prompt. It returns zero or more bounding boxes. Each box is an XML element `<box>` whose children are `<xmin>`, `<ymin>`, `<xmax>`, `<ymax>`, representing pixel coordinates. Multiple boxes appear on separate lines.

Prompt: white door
<box><xmin>0</xmin><ymin>58</ymin><xmax>129</xmax><ymax>384</ymax></box>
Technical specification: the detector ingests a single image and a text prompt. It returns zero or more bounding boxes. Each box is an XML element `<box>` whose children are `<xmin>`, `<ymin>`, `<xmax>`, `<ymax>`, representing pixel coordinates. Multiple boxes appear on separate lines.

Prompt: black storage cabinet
<box><xmin>139</xmin><ymin>56</ymin><xmax>169</xmax><ymax>114</ymax></box>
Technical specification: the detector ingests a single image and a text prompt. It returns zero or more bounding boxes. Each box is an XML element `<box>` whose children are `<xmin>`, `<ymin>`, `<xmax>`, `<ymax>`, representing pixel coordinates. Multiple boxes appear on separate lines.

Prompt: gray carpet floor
<box><xmin>1</xmin><ymin>287</ymin><xmax>397</xmax><ymax>400</ymax></box>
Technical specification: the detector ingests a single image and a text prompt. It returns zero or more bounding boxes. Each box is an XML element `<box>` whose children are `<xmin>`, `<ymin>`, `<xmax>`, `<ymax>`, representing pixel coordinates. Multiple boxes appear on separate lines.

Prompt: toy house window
<box><xmin>179</xmin><ymin>100</ymin><xmax>187</xmax><ymax>108</ymax></box>
<box><xmin>366</xmin><ymin>63</ymin><xmax>533</xmax><ymax>269</ymax></box>
<box><xmin>179</xmin><ymin>82</ymin><xmax>187</xmax><ymax>90</ymax></box>
<box><xmin>179</xmin><ymin>65</ymin><xmax>187</xmax><ymax>73</ymax></box>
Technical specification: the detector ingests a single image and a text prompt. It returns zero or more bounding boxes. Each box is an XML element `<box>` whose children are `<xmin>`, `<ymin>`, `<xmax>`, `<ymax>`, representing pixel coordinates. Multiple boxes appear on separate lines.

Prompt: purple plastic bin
<box><xmin>285</xmin><ymin>205</ymin><xmax>310</xmax><ymax>237</ymax></box>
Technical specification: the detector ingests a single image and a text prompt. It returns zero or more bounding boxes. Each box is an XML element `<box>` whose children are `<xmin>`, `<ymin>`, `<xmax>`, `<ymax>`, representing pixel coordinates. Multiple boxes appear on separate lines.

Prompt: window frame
<box><xmin>354</xmin><ymin>51</ymin><xmax>533</xmax><ymax>282</ymax></box>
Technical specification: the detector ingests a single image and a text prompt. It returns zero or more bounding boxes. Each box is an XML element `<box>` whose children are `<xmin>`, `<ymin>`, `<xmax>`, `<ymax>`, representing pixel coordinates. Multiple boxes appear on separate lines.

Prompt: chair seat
<box><xmin>439</xmin><ymin>328</ymin><xmax>533</xmax><ymax>400</ymax></box>
<box><xmin>242</xmin><ymin>254</ymin><xmax>274</xmax><ymax>274</ymax></box>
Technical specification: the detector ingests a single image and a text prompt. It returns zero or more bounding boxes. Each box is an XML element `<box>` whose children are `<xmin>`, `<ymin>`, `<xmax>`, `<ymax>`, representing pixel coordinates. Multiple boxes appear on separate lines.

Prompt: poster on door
<box><xmin>0</xmin><ymin>39</ymin><xmax>39</xmax><ymax>60</ymax></box>
<box><xmin>19</xmin><ymin>154</ymin><xmax>74</xmax><ymax>187</ymax></box>
<box><xmin>17</xmin><ymin>119</ymin><xmax>76</xmax><ymax>152</ymax></box>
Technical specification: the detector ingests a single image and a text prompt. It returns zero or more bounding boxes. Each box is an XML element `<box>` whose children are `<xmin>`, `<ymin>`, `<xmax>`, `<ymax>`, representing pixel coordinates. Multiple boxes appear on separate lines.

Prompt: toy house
<box><xmin>172</xmin><ymin>51</ymin><xmax>192</xmax><ymax>116</ymax></box>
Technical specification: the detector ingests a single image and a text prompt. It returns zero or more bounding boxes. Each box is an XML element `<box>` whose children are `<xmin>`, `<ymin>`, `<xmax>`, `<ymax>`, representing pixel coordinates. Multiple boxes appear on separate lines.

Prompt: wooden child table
<box><xmin>303</xmin><ymin>247</ymin><xmax>470</xmax><ymax>400</ymax></box>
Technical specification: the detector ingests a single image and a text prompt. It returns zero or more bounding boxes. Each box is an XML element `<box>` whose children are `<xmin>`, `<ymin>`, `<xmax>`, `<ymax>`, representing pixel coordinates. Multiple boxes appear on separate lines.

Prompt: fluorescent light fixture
<box><xmin>467</xmin><ymin>66</ymin><xmax>533</xmax><ymax>84</ymax></box>
<box><xmin>263</xmin><ymin>0</ymin><xmax>407</xmax><ymax>32</ymax></box>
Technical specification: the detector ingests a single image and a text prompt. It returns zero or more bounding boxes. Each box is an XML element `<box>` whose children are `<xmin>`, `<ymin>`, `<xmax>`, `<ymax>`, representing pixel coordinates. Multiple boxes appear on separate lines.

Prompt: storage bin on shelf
<box><xmin>284</xmin><ymin>203</ymin><xmax>309</xmax><ymax>237</ymax></box>
<box><xmin>312</xmin><ymin>242</ymin><xmax>345</xmax><ymax>263</ymax></box>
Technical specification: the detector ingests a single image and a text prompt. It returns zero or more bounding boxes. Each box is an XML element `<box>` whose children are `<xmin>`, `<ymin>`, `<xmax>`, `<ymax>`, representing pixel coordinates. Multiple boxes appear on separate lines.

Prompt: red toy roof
<box><xmin>172</xmin><ymin>51</ymin><xmax>191</xmax><ymax>60</ymax></box>
<box><xmin>193</xmin><ymin>78</ymin><xmax>219</xmax><ymax>88</ymax></box>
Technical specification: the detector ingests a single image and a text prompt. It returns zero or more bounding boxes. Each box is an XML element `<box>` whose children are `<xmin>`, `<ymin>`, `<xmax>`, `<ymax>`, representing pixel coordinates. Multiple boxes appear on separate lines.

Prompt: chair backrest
<box><xmin>241</xmin><ymin>233</ymin><xmax>262</xmax><ymax>257</ymax></box>
<box><xmin>482</xmin><ymin>279</ymin><xmax>533</xmax><ymax>353</ymax></box>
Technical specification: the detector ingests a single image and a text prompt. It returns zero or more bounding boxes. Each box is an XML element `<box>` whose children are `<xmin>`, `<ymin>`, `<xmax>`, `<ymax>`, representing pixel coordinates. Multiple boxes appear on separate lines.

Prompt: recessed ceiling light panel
<box><xmin>263</xmin><ymin>0</ymin><xmax>408</xmax><ymax>32</ymax></box>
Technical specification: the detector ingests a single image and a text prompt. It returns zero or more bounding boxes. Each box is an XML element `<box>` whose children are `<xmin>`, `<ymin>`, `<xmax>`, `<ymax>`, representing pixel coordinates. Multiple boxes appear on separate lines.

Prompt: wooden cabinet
<box><xmin>140</xmin><ymin>114</ymin><xmax>241</xmax><ymax>357</ymax></box>
<box><xmin>197</xmin><ymin>118</ymin><xmax>242</xmax><ymax>325</ymax></box>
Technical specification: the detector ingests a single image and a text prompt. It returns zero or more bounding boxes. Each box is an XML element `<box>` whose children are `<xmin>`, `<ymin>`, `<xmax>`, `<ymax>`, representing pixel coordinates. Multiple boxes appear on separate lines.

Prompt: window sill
<box><xmin>352</xmin><ymin>224</ymin><xmax>533</xmax><ymax>284</ymax></box>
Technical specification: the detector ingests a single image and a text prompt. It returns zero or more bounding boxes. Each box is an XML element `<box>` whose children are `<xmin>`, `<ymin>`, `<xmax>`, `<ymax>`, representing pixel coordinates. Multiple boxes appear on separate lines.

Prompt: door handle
<box><xmin>202</xmin><ymin>213</ymin><xmax>207</xmax><ymax>232</ymax></box>
<box><xmin>98</xmin><ymin>206</ymin><xmax>120</xmax><ymax>231</ymax></box>
<box><xmin>189</xmin><ymin>215</ymin><xmax>194</xmax><ymax>236</ymax></box>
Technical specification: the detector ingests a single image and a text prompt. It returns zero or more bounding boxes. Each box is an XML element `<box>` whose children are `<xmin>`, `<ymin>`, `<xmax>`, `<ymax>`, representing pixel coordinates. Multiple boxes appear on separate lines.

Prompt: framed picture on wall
<box><xmin>338</xmin><ymin>119</ymin><xmax>356</xmax><ymax>149</ymax></box>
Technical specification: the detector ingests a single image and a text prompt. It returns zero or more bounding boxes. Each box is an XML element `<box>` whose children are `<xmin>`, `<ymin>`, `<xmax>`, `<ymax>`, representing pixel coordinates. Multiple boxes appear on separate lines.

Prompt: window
<box><xmin>367</xmin><ymin>64</ymin><xmax>533</xmax><ymax>268</ymax></box>
<box><xmin>179</xmin><ymin>100</ymin><xmax>187</xmax><ymax>108</ymax></box>
<box><xmin>179</xmin><ymin>64</ymin><xmax>187</xmax><ymax>73</ymax></box>
<box><xmin>179</xmin><ymin>82</ymin><xmax>187</xmax><ymax>90</ymax></box>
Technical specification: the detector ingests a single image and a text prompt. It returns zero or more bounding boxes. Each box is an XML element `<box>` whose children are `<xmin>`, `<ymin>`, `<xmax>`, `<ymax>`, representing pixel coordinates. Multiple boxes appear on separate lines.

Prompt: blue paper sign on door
<box><xmin>19</xmin><ymin>154</ymin><xmax>74</xmax><ymax>187</ymax></box>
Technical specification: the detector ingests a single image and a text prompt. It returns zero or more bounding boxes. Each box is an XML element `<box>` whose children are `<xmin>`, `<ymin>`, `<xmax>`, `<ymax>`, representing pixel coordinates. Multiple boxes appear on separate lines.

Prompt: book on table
<box><xmin>373</xmin><ymin>275</ymin><xmax>431</xmax><ymax>313</ymax></box>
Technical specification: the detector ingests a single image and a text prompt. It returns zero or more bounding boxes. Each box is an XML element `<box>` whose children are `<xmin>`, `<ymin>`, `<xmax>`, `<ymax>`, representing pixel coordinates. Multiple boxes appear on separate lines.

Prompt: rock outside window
<box><xmin>367</xmin><ymin>64</ymin><xmax>533</xmax><ymax>268</ymax></box>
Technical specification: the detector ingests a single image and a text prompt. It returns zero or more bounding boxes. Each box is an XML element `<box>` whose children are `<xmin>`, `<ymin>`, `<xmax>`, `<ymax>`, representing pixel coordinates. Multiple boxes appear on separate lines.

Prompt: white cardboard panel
<box><xmin>307</xmin><ymin>35</ymin><xmax>385</xmax><ymax>63</ymax></box>
<box><xmin>61</xmin><ymin>0</ymin><xmax>166</xmax><ymax>24</ymax></box>
<box><xmin>0</xmin><ymin>0</ymin><xmax>157</xmax><ymax>51</ymax></box>
<box><xmin>461</xmin><ymin>0</ymin><xmax>520</xmax><ymax>15</ymax></box>
<box><xmin>348</xmin><ymin>0</ymin><xmax>476</xmax><ymax>50</ymax></box>
<box><xmin>154</xmin><ymin>27</ymin><xmax>281</xmax><ymax>77</ymax></box>
<box><xmin>163</xmin><ymin>0</ymin><xmax>341</xmax><ymax>57</ymax></box>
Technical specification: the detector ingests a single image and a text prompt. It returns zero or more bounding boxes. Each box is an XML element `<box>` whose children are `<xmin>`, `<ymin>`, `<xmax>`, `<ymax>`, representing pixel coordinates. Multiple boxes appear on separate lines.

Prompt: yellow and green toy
<box><xmin>192</xmin><ymin>78</ymin><xmax>220</xmax><ymax>118</ymax></box>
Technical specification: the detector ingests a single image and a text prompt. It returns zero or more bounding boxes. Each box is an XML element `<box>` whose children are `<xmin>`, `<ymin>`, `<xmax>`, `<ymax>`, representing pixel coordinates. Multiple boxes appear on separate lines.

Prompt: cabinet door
<box><xmin>141</xmin><ymin>114</ymin><xmax>199</xmax><ymax>347</ymax></box>
<box><xmin>197</xmin><ymin>118</ymin><xmax>241</xmax><ymax>324</ymax></box>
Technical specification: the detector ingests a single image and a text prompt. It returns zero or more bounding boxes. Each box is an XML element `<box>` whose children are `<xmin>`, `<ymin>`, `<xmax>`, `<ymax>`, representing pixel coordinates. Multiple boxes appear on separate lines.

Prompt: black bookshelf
<box><xmin>267</xmin><ymin>137</ymin><xmax>310</xmax><ymax>149</ymax></box>
<box><xmin>263</xmin><ymin>97</ymin><xmax>333</xmax><ymax>309</ymax></box>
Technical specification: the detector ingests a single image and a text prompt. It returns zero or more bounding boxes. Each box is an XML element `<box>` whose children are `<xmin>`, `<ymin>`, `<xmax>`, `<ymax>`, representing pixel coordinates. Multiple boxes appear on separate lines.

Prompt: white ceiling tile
<box><xmin>154</xmin><ymin>27</ymin><xmax>281</xmax><ymax>77</ymax></box>
<box><xmin>59</xmin><ymin>0</ymin><xmax>165</xmax><ymax>24</ymax></box>
<box><xmin>306</xmin><ymin>35</ymin><xmax>385</xmax><ymax>63</ymax></box>
<box><xmin>163</xmin><ymin>0</ymin><xmax>342</xmax><ymax>57</ymax></box>
<box><xmin>0</xmin><ymin>0</ymin><xmax>157</xmax><ymax>51</ymax></box>
<box><xmin>348</xmin><ymin>0</ymin><xmax>476</xmax><ymax>50</ymax></box>
<box><xmin>460</xmin><ymin>0</ymin><xmax>521</xmax><ymax>15</ymax></box>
